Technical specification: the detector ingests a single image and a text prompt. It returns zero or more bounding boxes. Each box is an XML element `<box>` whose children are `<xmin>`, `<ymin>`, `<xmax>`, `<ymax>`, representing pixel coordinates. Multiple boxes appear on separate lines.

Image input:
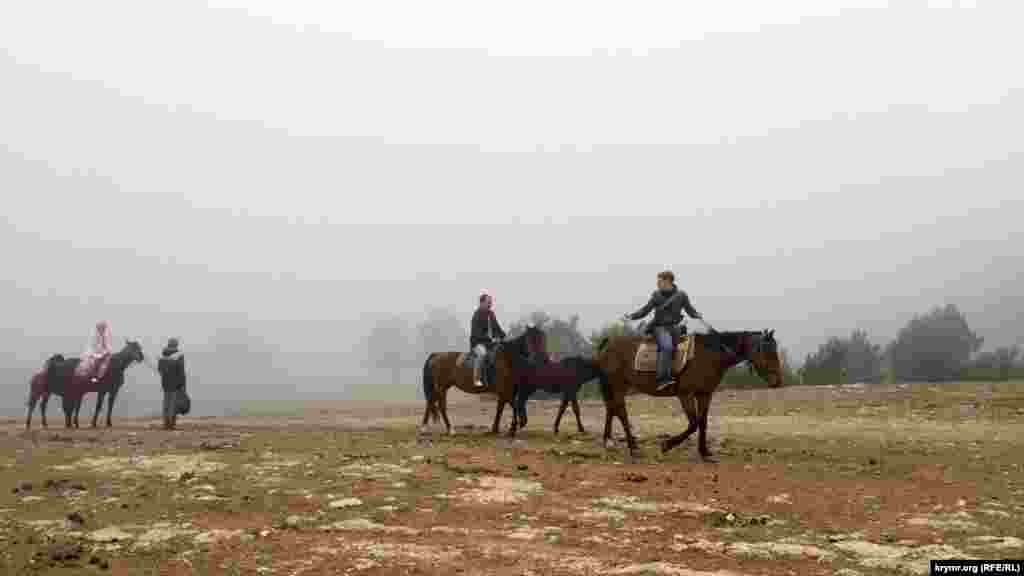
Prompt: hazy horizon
<box><xmin>3</xmin><ymin>0</ymin><xmax>1021</xmax><ymax>416</ymax></box>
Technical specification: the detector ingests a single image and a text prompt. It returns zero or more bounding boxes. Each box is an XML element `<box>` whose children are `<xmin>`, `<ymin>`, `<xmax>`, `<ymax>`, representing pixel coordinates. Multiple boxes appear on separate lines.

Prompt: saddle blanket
<box><xmin>634</xmin><ymin>335</ymin><xmax>694</xmax><ymax>373</ymax></box>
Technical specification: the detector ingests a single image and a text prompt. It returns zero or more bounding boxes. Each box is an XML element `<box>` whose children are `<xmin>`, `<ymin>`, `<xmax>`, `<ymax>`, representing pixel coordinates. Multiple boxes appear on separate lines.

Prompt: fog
<box><xmin>2</xmin><ymin>0</ymin><xmax>1021</xmax><ymax>416</ymax></box>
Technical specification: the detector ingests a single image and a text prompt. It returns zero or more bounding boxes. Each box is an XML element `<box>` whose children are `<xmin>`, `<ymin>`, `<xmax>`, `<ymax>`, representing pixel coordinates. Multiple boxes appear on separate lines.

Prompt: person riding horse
<box><xmin>470</xmin><ymin>290</ymin><xmax>506</xmax><ymax>388</ymax></box>
<box><xmin>76</xmin><ymin>321</ymin><xmax>113</xmax><ymax>384</ymax></box>
<box><xmin>622</xmin><ymin>270</ymin><xmax>702</xmax><ymax>390</ymax></box>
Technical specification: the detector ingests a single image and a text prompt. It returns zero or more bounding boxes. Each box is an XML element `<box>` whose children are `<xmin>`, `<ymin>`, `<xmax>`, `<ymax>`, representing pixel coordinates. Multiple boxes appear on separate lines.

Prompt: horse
<box><xmin>593</xmin><ymin>329</ymin><xmax>782</xmax><ymax>462</ymax></box>
<box><xmin>420</xmin><ymin>325</ymin><xmax>547</xmax><ymax>437</ymax></box>
<box><xmin>52</xmin><ymin>341</ymin><xmax>145</xmax><ymax>428</ymax></box>
<box><xmin>513</xmin><ymin>355</ymin><xmax>605</xmax><ymax>435</ymax></box>
<box><xmin>25</xmin><ymin>354</ymin><xmax>68</xmax><ymax>429</ymax></box>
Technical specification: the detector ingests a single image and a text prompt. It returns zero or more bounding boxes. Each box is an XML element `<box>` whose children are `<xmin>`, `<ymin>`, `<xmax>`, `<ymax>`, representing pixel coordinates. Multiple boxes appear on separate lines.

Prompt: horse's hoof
<box><xmin>602</xmin><ymin>438</ymin><xmax>614</xmax><ymax>450</ymax></box>
<box><xmin>660</xmin><ymin>441</ymin><xmax>671</xmax><ymax>454</ymax></box>
<box><xmin>700</xmin><ymin>453</ymin><xmax>717</xmax><ymax>463</ymax></box>
<box><xmin>448</xmin><ymin>429</ymin><xmax>456</xmax><ymax>437</ymax></box>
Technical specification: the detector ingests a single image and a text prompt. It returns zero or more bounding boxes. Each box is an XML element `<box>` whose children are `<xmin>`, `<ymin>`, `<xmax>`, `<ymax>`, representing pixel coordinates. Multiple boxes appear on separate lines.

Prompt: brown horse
<box><xmin>594</xmin><ymin>329</ymin><xmax>783</xmax><ymax>462</ymax></box>
<box><xmin>420</xmin><ymin>325</ymin><xmax>547</xmax><ymax>437</ymax></box>
<box><xmin>25</xmin><ymin>354</ymin><xmax>67</xmax><ymax>429</ymax></box>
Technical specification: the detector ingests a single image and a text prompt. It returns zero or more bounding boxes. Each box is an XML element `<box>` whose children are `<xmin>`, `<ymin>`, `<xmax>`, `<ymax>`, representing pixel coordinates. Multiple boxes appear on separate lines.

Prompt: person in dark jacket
<box><xmin>470</xmin><ymin>290</ymin><xmax>506</xmax><ymax>388</ymax></box>
<box><xmin>157</xmin><ymin>338</ymin><xmax>186</xmax><ymax>430</ymax></box>
<box><xmin>623</xmin><ymin>270</ymin><xmax>702</xmax><ymax>390</ymax></box>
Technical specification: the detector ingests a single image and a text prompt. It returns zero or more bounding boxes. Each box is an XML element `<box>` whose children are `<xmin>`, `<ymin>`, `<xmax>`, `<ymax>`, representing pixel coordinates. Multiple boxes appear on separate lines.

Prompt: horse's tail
<box><xmin>422</xmin><ymin>353</ymin><xmax>439</xmax><ymax>424</ymax></box>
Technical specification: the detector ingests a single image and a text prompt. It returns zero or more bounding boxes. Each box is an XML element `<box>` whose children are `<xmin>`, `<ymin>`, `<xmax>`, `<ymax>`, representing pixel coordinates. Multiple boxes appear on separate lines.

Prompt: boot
<box><xmin>473</xmin><ymin>357</ymin><xmax>485</xmax><ymax>388</ymax></box>
<box><xmin>655</xmin><ymin>349</ymin><xmax>675</xmax><ymax>391</ymax></box>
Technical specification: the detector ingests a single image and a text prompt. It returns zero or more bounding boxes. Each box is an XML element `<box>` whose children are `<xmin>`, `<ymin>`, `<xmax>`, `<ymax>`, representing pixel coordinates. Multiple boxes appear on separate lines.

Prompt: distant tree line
<box><xmin>365</xmin><ymin>303</ymin><xmax>1021</xmax><ymax>397</ymax></box>
<box><xmin>800</xmin><ymin>304</ymin><xmax>1020</xmax><ymax>385</ymax></box>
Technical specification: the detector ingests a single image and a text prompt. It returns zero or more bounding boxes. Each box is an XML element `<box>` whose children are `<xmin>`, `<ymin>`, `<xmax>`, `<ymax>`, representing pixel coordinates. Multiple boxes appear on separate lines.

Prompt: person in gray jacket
<box><xmin>623</xmin><ymin>270</ymin><xmax>702</xmax><ymax>390</ymax></box>
<box><xmin>157</xmin><ymin>338</ymin><xmax>186</xmax><ymax>430</ymax></box>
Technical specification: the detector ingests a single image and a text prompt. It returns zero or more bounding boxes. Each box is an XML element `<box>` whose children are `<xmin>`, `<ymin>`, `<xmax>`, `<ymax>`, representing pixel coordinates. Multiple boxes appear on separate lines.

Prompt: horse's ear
<box><xmin>768</xmin><ymin>329</ymin><xmax>775</xmax><ymax>340</ymax></box>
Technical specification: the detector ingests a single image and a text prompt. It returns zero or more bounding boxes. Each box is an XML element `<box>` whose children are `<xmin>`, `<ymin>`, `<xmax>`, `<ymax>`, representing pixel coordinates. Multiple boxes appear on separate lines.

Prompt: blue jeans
<box><xmin>653</xmin><ymin>326</ymin><xmax>675</xmax><ymax>382</ymax></box>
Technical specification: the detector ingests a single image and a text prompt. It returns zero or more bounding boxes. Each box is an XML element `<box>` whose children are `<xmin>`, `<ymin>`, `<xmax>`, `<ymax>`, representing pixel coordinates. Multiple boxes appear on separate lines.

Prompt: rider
<box><xmin>623</xmin><ymin>270</ymin><xmax>702</xmax><ymax>390</ymax></box>
<box><xmin>77</xmin><ymin>320</ymin><xmax>113</xmax><ymax>383</ymax></box>
<box><xmin>470</xmin><ymin>290</ymin><xmax>506</xmax><ymax>388</ymax></box>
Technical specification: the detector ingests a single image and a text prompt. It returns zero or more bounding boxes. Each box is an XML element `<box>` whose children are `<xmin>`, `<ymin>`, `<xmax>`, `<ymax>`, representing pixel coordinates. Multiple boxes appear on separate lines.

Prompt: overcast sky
<box><xmin>2</xmin><ymin>0</ymin><xmax>1022</xmax><ymax>407</ymax></box>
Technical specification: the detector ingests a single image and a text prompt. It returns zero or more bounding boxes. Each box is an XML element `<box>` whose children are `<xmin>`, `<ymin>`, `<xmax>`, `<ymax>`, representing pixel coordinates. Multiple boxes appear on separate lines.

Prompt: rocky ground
<box><xmin>2</xmin><ymin>381</ymin><xmax>1023</xmax><ymax>575</ymax></box>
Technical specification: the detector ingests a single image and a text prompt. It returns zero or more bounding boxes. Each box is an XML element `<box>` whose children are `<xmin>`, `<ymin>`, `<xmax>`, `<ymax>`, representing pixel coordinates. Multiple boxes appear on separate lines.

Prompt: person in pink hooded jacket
<box><xmin>76</xmin><ymin>320</ymin><xmax>113</xmax><ymax>383</ymax></box>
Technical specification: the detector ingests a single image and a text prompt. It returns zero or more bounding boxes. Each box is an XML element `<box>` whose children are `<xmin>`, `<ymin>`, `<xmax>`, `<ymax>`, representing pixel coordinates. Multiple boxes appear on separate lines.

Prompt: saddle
<box><xmin>457</xmin><ymin>349</ymin><xmax>497</xmax><ymax>384</ymax></box>
<box><xmin>634</xmin><ymin>335</ymin><xmax>694</xmax><ymax>373</ymax></box>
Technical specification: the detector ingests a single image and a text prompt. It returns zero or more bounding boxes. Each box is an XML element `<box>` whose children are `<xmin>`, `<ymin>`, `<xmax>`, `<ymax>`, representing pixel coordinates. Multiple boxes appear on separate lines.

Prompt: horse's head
<box><xmin>45</xmin><ymin>354</ymin><xmax>66</xmax><ymax>374</ymax></box>
<box><xmin>121</xmin><ymin>340</ymin><xmax>145</xmax><ymax>364</ymax></box>
<box><xmin>504</xmin><ymin>324</ymin><xmax>548</xmax><ymax>368</ymax></box>
<box><xmin>749</xmin><ymin>330</ymin><xmax>783</xmax><ymax>388</ymax></box>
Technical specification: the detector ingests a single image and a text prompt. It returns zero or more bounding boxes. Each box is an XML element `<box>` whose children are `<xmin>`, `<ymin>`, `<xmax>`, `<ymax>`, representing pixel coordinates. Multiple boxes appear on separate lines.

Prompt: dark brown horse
<box><xmin>594</xmin><ymin>330</ymin><xmax>783</xmax><ymax>462</ymax></box>
<box><xmin>420</xmin><ymin>325</ymin><xmax>547</xmax><ymax>437</ymax></box>
<box><xmin>49</xmin><ymin>341</ymin><xmax>145</xmax><ymax>428</ymax></box>
<box><xmin>513</xmin><ymin>356</ymin><xmax>605</xmax><ymax>435</ymax></box>
<box><xmin>25</xmin><ymin>354</ymin><xmax>67</xmax><ymax>429</ymax></box>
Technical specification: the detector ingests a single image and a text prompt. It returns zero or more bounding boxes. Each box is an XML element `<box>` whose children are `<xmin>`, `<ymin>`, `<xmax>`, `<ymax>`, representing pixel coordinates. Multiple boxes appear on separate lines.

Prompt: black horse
<box><xmin>49</xmin><ymin>341</ymin><xmax>145</xmax><ymax>428</ymax></box>
<box><xmin>514</xmin><ymin>355</ymin><xmax>606</xmax><ymax>435</ymax></box>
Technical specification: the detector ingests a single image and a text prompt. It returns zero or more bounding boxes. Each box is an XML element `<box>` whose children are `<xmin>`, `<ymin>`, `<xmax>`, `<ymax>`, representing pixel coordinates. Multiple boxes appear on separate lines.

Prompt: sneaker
<box><xmin>655</xmin><ymin>379</ymin><xmax>676</xmax><ymax>391</ymax></box>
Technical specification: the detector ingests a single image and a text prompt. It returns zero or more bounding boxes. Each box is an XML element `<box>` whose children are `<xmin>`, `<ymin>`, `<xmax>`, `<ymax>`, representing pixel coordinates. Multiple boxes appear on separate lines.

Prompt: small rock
<box><xmin>89</xmin><ymin>526</ymin><xmax>134</xmax><ymax>543</ymax></box>
<box><xmin>517</xmin><ymin>464</ymin><xmax>529</xmax><ymax>471</ymax></box>
<box><xmin>47</xmin><ymin>540</ymin><xmax>82</xmax><ymax>562</ymax></box>
<box><xmin>67</xmin><ymin>511</ymin><xmax>86</xmax><ymax>526</ymax></box>
<box><xmin>15</xmin><ymin>481</ymin><xmax>32</xmax><ymax>493</ymax></box>
<box><xmin>624</xmin><ymin>473</ymin><xmax>648</xmax><ymax>483</ymax></box>
<box><xmin>328</xmin><ymin>497</ymin><xmax>363</xmax><ymax>509</ymax></box>
<box><xmin>285</xmin><ymin>515</ymin><xmax>302</xmax><ymax>529</ymax></box>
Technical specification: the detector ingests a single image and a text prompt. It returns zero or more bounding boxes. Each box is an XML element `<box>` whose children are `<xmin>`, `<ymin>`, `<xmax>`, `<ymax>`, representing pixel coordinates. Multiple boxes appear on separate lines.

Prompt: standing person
<box><xmin>157</xmin><ymin>338</ymin><xmax>186</xmax><ymax>430</ymax></box>
<box><xmin>623</xmin><ymin>270</ymin><xmax>703</xmax><ymax>390</ymax></box>
<box><xmin>470</xmin><ymin>290</ymin><xmax>506</xmax><ymax>388</ymax></box>
<box><xmin>76</xmin><ymin>321</ymin><xmax>113</xmax><ymax>383</ymax></box>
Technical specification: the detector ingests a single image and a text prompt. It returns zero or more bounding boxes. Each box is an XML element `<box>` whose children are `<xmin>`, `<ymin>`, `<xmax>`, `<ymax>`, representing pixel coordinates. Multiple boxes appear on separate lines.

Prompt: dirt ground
<box><xmin>2</xmin><ymin>381</ymin><xmax>1022</xmax><ymax>575</ymax></box>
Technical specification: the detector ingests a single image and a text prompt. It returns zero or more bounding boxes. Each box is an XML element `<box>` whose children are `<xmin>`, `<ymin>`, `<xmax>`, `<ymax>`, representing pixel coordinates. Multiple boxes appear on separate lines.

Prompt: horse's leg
<box><xmin>105</xmin><ymin>388</ymin><xmax>118</xmax><ymax>427</ymax></box>
<box><xmin>553</xmin><ymin>395</ymin><xmax>569</xmax><ymax>435</ymax></box>
<box><xmin>571</xmin><ymin>397</ymin><xmax>585</xmax><ymax>434</ymax></box>
<box><xmin>615</xmin><ymin>401</ymin><xmax>640</xmax><ymax>461</ymax></box>
<box><xmin>490</xmin><ymin>396</ymin><xmax>505</xmax><ymax>435</ymax></box>
<box><xmin>40</xmin><ymin>393</ymin><xmax>50</xmax><ymax>429</ymax></box>
<box><xmin>63</xmin><ymin>396</ymin><xmax>74</xmax><ymax>428</ymax></box>
<box><xmin>91</xmin><ymin>391</ymin><xmax>104</xmax><ymax>428</ymax></box>
<box><xmin>505</xmin><ymin>395</ymin><xmax>518</xmax><ymax>438</ymax></box>
<box><xmin>661</xmin><ymin>393</ymin><xmax>698</xmax><ymax>454</ymax></box>
<box><xmin>26</xmin><ymin>392</ymin><xmax>38</xmax><ymax>430</ymax></box>
<box><xmin>440</xmin><ymin>388</ymin><xmax>453</xmax><ymax>436</ymax></box>
<box><xmin>420</xmin><ymin>396</ymin><xmax>432</xmax><ymax>430</ymax></box>
<box><xmin>602</xmin><ymin>401</ymin><xmax>615</xmax><ymax>448</ymax></box>
<box><xmin>696</xmin><ymin>393</ymin><xmax>716</xmax><ymax>462</ymax></box>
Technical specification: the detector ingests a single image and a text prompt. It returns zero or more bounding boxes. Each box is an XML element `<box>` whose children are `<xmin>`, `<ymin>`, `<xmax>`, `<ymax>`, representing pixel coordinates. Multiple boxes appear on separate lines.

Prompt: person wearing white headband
<box><xmin>469</xmin><ymin>290</ymin><xmax>506</xmax><ymax>388</ymax></box>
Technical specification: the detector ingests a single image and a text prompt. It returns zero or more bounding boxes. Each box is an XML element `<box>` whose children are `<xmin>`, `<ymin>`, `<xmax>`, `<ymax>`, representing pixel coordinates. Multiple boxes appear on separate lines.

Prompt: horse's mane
<box><xmin>697</xmin><ymin>330</ymin><xmax>756</xmax><ymax>351</ymax></box>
